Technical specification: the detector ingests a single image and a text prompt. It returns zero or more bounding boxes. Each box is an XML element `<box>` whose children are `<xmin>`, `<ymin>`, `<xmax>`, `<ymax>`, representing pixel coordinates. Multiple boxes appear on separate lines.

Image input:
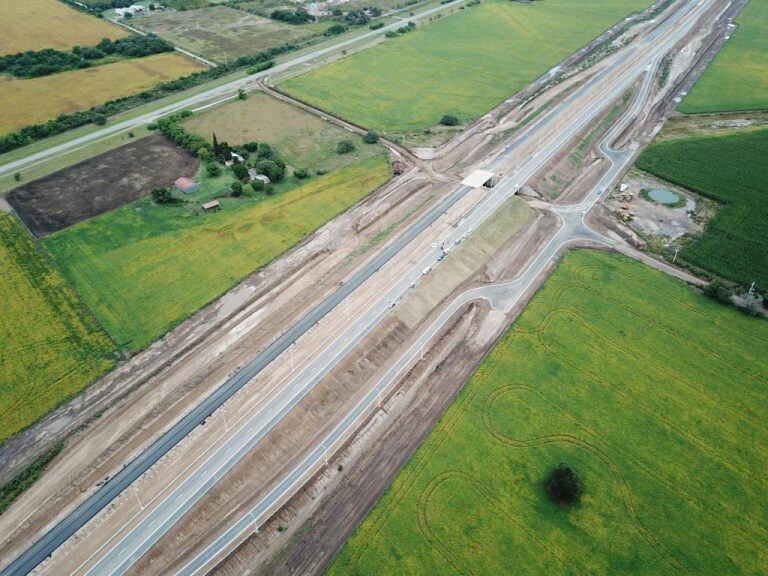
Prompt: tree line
<box><xmin>0</xmin><ymin>35</ymin><xmax>174</xmax><ymax>79</ymax></box>
<box><xmin>270</xmin><ymin>8</ymin><xmax>313</xmax><ymax>24</ymax></box>
<box><xmin>0</xmin><ymin>46</ymin><xmax>283</xmax><ymax>154</ymax></box>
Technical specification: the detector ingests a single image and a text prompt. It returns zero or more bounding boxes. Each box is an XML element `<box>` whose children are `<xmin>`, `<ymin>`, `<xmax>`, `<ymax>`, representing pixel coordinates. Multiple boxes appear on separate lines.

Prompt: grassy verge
<box><xmin>636</xmin><ymin>127</ymin><xmax>768</xmax><ymax>290</ymax></box>
<box><xmin>0</xmin><ymin>213</ymin><xmax>115</xmax><ymax>444</ymax></box>
<box><xmin>329</xmin><ymin>249</ymin><xmax>768</xmax><ymax>575</ymax></box>
<box><xmin>43</xmin><ymin>155</ymin><xmax>392</xmax><ymax>351</ymax></box>
<box><xmin>280</xmin><ymin>0</ymin><xmax>653</xmax><ymax>134</ymax></box>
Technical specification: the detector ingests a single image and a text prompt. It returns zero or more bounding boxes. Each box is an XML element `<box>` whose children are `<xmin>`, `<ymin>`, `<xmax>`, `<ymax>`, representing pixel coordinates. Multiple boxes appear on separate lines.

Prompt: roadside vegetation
<box><xmin>0</xmin><ymin>213</ymin><xmax>115</xmax><ymax>444</ymax></box>
<box><xmin>0</xmin><ymin>442</ymin><xmax>63</xmax><ymax>514</ymax></box>
<box><xmin>636</xmin><ymin>127</ymin><xmax>768</xmax><ymax>291</ymax></box>
<box><xmin>281</xmin><ymin>0</ymin><xmax>653</xmax><ymax>134</ymax></box>
<box><xmin>43</xmin><ymin>156</ymin><xmax>391</xmax><ymax>350</ymax></box>
<box><xmin>328</xmin><ymin>250</ymin><xmax>768</xmax><ymax>575</ymax></box>
<box><xmin>679</xmin><ymin>0</ymin><xmax>768</xmax><ymax>113</ymax></box>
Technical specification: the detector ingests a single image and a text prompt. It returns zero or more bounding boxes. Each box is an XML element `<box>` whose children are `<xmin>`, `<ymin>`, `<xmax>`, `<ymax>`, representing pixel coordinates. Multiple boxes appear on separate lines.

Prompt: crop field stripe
<box><xmin>0</xmin><ymin>53</ymin><xmax>207</xmax><ymax>136</ymax></box>
<box><xmin>0</xmin><ymin>213</ymin><xmax>115</xmax><ymax>443</ymax></box>
<box><xmin>328</xmin><ymin>250</ymin><xmax>768</xmax><ymax>576</ymax></box>
<box><xmin>280</xmin><ymin>0</ymin><xmax>654</xmax><ymax>133</ymax></box>
<box><xmin>679</xmin><ymin>0</ymin><xmax>768</xmax><ymax>113</ymax></box>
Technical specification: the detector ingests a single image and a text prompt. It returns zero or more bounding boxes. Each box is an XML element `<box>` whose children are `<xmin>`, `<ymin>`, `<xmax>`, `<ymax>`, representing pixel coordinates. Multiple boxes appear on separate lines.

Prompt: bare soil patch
<box><xmin>6</xmin><ymin>134</ymin><xmax>198</xmax><ymax>237</ymax></box>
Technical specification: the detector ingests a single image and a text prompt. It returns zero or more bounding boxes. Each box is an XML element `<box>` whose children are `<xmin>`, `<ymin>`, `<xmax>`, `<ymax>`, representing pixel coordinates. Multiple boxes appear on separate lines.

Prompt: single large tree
<box><xmin>545</xmin><ymin>462</ymin><xmax>583</xmax><ymax>507</ymax></box>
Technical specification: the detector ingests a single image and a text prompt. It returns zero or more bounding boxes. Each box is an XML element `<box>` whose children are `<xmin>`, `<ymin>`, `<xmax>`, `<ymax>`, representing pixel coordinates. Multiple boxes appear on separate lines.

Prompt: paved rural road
<box><xmin>0</xmin><ymin>1</ymin><xmax>714</xmax><ymax>575</ymax></box>
<box><xmin>0</xmin><ymin>0</ymin><xmax>469</xmax><ymax>179</ymax></box>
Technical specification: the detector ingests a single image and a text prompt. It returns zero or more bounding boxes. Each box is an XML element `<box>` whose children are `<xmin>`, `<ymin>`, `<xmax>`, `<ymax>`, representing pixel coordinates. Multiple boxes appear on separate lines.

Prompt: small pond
<box><xmin>648</xmin><ymin>187</ymin><xmax>681</xmax><ymax>205</ymax></box>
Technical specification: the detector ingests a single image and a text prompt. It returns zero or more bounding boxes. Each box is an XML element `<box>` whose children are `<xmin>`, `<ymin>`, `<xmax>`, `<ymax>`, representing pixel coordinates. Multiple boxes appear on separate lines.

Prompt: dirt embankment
<box><xmin>210</xmin><ymin>3</ymin><xmax>735</xmax><ymax>571</ymax></box>
<box><xmin>217</xmin><ymin>301</ymin><xmax>494</xmax><ymax>576</ymax></box>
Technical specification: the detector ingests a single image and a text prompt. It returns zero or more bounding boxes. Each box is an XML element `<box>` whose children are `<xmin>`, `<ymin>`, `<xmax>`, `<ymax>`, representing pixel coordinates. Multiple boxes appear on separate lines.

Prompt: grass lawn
<box><xmin>0</xmin><ymin>0</ymin><xmax>127</xmax><ymax>55</ymax></box>
<box><xmin>0</xmin><ymin>53</ymin><xmax>206</xmax><ymax>135</ymax></box>
<box><xmin>131</xmin><ymin>6</ymin><xmax>334</xmax><ymax>63</ymax></box>
<box><xmin>183</xmin><ymin>92</ymin><xmax>386</xmax><ymax>172</ymax></box>
<box><xmin>43</xmin><ymin>156</ymin><xmax>391</xmax><ymax>351</ymax></box>
<box><xmin>636</xmin><ymin>127</ymin><xmax>768</xmax><ymax>291</ymax></box>
<box><xmin>679</xmin><ymin>0</ymin><xmax>768</xmax><ymax>113</ymax></box>
<box><xmin>329</xmin><ymin>249</ymin><xmax>768</xmax><ymax>576</ymax></box>
<box><xmin>0</xmin><ymin>213</ymin><xmax>115</xmax><ymax>444</ymax></box>
<box><xmin>280</xmin><ymin>0</ymin><xmax>653</xmax><ymax>134</ymax></box>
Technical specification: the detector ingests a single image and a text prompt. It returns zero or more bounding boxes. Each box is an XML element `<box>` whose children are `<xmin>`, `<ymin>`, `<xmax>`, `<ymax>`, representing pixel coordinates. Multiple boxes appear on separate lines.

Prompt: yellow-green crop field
<box><xmin>0</xmin><ymin>53</ymin><xmax>207</xmax><ymax>135</ymax></box>
<box><xmin>329</xmin><ymin>249</ymin><xmax>768</xmax><ymax>575</ymax></box>
<box><xmin>0</xmin><ymin>213</ymin><xmax>115</xmax><ymax>444</ymax></box>
<box><xmin>0</xmin><ymin>0</ymin><xmax>127</xmax><ymax>55</ymax></box>
<box><xmin>680</xmin><ymin>0</ymin><xmax>768</xmax><ymax>113</ymax></box>
<box><xmin>44</xmin><ymin>156</ymin><xmax>391</xmax><ymax>351</ymax></box>
<box><xmin>281</xmin><ymin>0</ymin><xmax>653</xmax><ymax>133</ymax></box>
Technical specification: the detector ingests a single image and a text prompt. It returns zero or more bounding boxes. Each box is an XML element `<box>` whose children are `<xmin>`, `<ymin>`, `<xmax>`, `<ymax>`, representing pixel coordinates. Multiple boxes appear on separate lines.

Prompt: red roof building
<box><xmin>174</xmin><ymin>177</ymin><xmax>199</xmax><ymax>194</ymax></box>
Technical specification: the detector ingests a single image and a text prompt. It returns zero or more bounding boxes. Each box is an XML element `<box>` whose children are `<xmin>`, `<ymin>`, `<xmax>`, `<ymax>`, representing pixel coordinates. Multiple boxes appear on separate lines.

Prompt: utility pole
<box><xmin>133</xmin><ymin>485</ymin><xmax>143</xmax><ymax>511</ymax></box>
<box><xmin>290</xmin><ymin>343</ymin><xmax>295</xmax><ymax>372</ymax></box>
<box><xmin>747</xmin><ymin>281</ymin><xmax>756</xmax><ymax>298</ymax></box>
<box><xmin>673</xmin><ymin>248</ymin><xmax>679</xmax><ymax>264</ymax></box>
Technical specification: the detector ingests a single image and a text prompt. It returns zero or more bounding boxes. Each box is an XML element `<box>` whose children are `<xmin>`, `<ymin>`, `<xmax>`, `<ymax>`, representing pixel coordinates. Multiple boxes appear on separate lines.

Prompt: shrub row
<box><xmin>0</xmin><ymin>35</ymin><xmax>174</xmax><ymax>79</ymax></box>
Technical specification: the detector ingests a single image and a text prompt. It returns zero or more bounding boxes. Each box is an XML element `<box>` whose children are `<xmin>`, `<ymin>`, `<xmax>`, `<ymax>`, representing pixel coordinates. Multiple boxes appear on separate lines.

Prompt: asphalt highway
<box><xmin>81</xmin><ymin>2</ymin><xmax>711</xmax><ymax>573</ymax></box>
<box><xmin>0</xmin><ymin>1</ymin><xmax>714</xmax><ymax>574</ymax></box>
<box><xmin>175</xmin><ymin>35</ymin><xmax>669</xmax><ymax>574</ymax></box>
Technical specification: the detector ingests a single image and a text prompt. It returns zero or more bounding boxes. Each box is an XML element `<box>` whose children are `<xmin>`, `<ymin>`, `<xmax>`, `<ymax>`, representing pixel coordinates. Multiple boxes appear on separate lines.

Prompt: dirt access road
<box><xmin>0</xmin><ymin>0</ymin><xmax>728</xmax><ymax>574</ymax></box>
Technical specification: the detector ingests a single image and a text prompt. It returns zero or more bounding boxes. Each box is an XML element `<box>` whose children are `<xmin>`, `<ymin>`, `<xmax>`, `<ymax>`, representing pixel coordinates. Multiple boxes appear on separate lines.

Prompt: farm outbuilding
<box><xmin>202</xmin><ymin>200</ymin><xmax>221</xmax><ymax>212</ymax></box>
<box><xmin>251</xmin><ymin>173</ymin><xmax>271</xmax><ymax>185</ymax></box>
<box><xmin>174</xmin><ymin>177</ymin><xmax>199</xmax><ymax>194</ymax></box>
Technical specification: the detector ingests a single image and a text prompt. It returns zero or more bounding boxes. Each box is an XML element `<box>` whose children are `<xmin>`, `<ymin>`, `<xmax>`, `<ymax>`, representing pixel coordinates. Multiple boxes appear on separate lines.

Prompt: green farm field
<box><xmin>329</xmin><ymin>249</ymin><xmax>768</xmax><ymax>575</ymax></box>
<box><xmin>0</xmin><ymin>213</ymin><xmax>115</xmax><ymax>444</ymax></box>
<box><xmin>281</xmin><ymin>0</ymin><xmax>653</xmax><ymax>133</ymax></box>
<box><xmin>183</xmin><ymin>92</ymin><xmax>385</xmax><ymax>172</ymax></box>
<box><xmin>43</xmin><ymin>156</ymin><xmax>391</xmax><ymax>351</ymax></box>
<box><xmin>636</xmin><ymin>127</ymin><xmax>768</xmax><ymax>290</ymax></box>
<box><xmin>679</xmin><ymin>0</ymin><xmax>768</xmax><ymax>113</ymax></box>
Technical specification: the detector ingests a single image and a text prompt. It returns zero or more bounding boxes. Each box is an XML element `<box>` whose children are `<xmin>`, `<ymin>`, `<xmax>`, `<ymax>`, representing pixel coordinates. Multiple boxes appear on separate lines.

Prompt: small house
<box><xmin>174</xmin><ymin>177</ymin><xmax>199</xmax><ymax>195</ymax></box>
<box><xmin>202</xmin><ymin>200</ymin><xmax>221</xmax><ymax>212</ymax></box>
<box><xmin>224</xmin><ymin>153</ymin><xmax>245</xmax><ymax>168</ymax></box>
<box><xmin>251</xmin><ymin>173</ymin><xmax>271</xmax><ymax>185</ymax></box>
